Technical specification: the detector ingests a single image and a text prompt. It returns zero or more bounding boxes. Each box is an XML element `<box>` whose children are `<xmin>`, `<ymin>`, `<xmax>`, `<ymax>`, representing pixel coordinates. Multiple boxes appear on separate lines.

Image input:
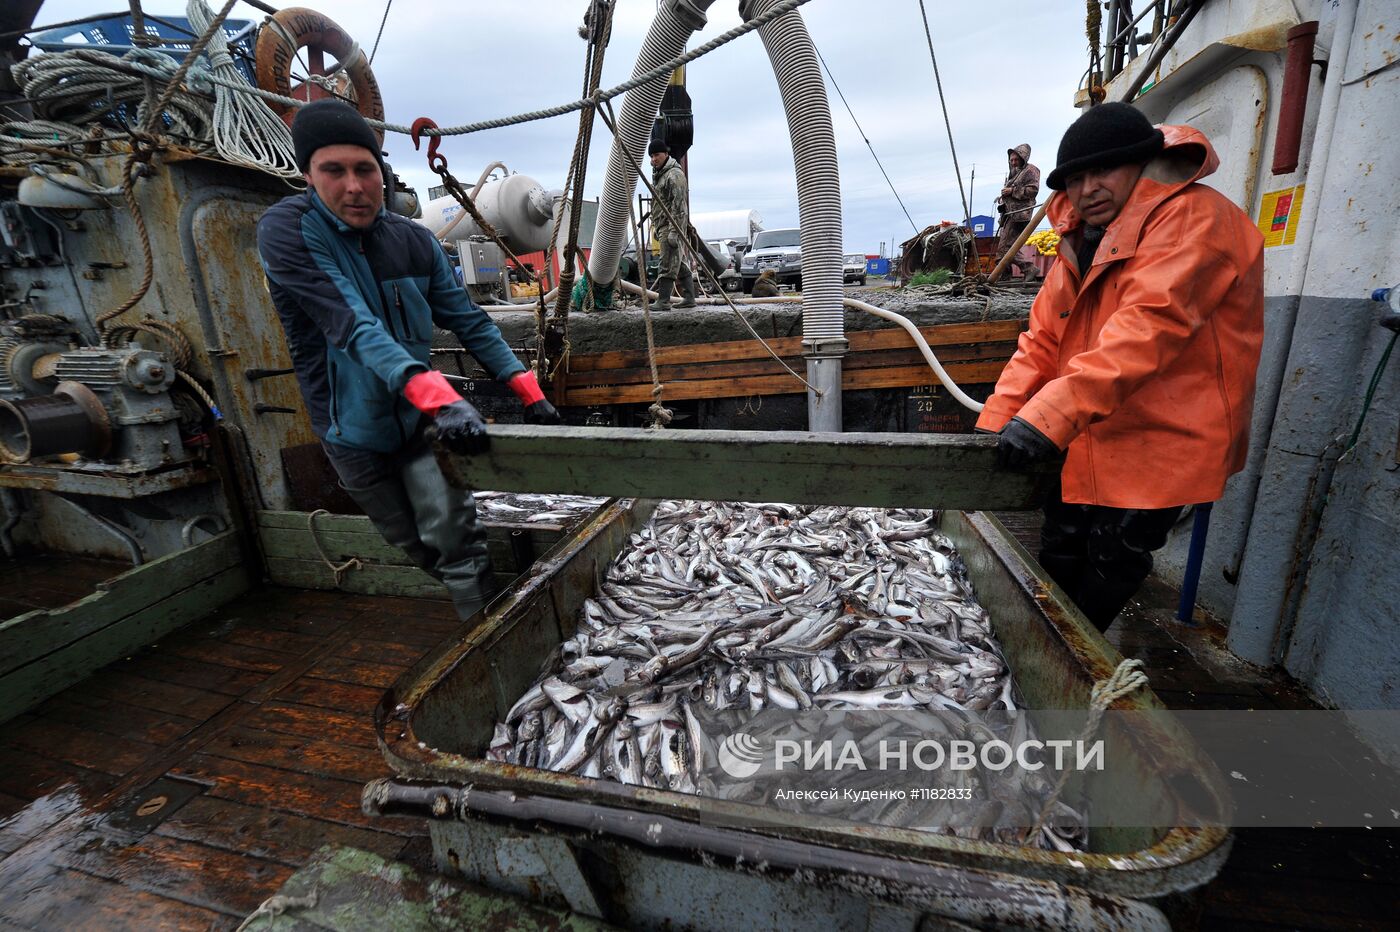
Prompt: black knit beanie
<box><xmin>292</xmin><ymin>99</ymin><xmax>385</xmax><ymax>176</ymax></box>
<box><xmin>648</xmin><ymin>138</ymin><xmax>669</xmax><ymax>156</ymax></box>
<box><xmin>1046</xmin><ymin>102</ymin><xmax>1164</xmax><ymax>190</ymax></box>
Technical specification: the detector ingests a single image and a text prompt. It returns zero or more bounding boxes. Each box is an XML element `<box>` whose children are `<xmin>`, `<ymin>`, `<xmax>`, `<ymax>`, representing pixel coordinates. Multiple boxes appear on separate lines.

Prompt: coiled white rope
<box><xmin>187</xmin><ymin>0</ymin><xmax>300</xmax><ymax>178</ymax></box>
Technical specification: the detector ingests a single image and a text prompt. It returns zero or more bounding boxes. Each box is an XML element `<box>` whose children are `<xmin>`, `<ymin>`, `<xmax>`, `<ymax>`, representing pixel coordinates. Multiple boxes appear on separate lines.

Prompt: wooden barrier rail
<box><xmin>552</xmin><ymin>319</ymin><xmax>1027</xmax><ymax>407</ymax></box>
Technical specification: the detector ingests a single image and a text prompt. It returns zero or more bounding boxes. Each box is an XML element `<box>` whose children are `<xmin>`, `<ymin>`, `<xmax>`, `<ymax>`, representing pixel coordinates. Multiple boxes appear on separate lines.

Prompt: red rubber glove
<box><xmin>507</xmin><ymin>370</ymin><xmax>546</xmax><ymax>406</ymax></box>
<box><xmin>403</xmin><ymin>370</ymin><xmax>462</xmax><ymax>415</ymax></box>
<box><xmin>508</xmin><ymin>370</ymin><xmax>561</xmax><ymax>425</ymax></box>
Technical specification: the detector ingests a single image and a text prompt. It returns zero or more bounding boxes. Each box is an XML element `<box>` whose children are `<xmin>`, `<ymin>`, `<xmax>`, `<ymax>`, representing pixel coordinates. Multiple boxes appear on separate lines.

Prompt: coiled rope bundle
<box><xmin>6</xmin><ymin>1</ymin><xmax>299</xmax><ymax>179</ymax></box>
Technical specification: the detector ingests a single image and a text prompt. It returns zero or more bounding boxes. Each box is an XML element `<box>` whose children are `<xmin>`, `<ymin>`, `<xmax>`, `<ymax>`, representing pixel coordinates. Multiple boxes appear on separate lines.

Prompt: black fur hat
<box><xmin>1046</xmin><ymin>102</ymin><xmax>1164</xmax><ymax>190</ymax></box>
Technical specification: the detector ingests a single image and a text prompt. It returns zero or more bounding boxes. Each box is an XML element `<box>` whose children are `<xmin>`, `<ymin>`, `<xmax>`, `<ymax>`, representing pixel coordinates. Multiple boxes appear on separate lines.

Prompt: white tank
<box><xmin>420</xmin><ymin>174</ymin><xmax>564</xmax><ymax>254</ymax></box>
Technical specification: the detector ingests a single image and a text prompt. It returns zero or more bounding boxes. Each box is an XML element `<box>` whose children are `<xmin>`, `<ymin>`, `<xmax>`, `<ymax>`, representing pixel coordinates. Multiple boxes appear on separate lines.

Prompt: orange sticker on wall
<box><xmin>1257</xmin><ymin>185</ymin><xmax>1305</xmax><ymax>247</ymax></box>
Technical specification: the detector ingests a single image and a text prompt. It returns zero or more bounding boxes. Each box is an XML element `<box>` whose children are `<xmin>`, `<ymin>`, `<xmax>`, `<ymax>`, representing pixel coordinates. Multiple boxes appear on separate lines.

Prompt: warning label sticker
<box><xmin>1257</xmin><ymin>185</ymin><xmax>1305</xmax><ymax>248</ymax></box>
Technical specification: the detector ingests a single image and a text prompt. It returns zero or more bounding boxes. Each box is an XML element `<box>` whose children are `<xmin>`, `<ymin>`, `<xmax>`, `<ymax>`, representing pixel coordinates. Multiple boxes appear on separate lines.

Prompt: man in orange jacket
<box><xmin>976</xmin><ymin>103</ymin><xmax>1264</xmax><ymax>632</ymax></box>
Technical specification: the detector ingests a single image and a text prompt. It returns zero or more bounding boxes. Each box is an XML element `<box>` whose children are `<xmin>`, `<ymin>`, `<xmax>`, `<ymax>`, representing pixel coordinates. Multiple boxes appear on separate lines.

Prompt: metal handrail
<box><xmin>1103</xmin><ymin>0</ymin><xmax>1189</xmax><ymax>83</ymax></box>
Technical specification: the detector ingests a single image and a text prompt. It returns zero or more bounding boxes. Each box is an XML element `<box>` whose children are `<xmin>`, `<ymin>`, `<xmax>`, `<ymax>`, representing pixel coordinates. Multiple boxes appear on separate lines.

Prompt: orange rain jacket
<box><xmin>976</xmin><ymin>125</ymin><xmax>1265</xmax><ymax>509</ymax></box>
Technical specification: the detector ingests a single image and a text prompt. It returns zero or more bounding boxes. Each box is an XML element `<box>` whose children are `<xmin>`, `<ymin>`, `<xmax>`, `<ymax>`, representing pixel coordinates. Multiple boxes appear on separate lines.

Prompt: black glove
<box><xmin>427</xmin><ymin>400</ymin><xmax>490</xmax><ymax>455</ymax></box>
<box><xmin>524</xmin><ymin>398</ymin><xmax>561</xmax><ymax>425</ymax></box>
<box><xmin>995</xmin><ymin>417</ymin><xmax>1059</xmax><ymax>470</ymax></box>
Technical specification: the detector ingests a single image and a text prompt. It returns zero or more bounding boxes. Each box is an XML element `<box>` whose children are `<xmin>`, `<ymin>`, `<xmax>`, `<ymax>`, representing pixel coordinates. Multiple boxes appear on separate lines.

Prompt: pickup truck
<box><xmin>740</xmin><ymin>227</ymin><xmax>802</xmax><ymax>293</ymax></box>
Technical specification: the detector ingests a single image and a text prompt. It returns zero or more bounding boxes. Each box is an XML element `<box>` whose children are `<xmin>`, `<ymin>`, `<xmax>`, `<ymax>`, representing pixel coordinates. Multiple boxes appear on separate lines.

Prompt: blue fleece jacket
<box><xmin>256</xmin><ymin>190</ymin><xmax>524</xmax><ymax>452</ymax></box>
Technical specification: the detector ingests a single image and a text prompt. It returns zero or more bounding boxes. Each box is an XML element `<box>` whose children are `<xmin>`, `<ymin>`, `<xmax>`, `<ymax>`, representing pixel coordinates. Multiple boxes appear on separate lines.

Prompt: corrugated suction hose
<box><xmin>741</xmin><ymin>0</ymin><xmax>843</xmax><ymax>344</ymax></box>
<box><xmin>587</xmin><ymin>0</ymin><xmax>717</xmax><ymax>290</ymax></box>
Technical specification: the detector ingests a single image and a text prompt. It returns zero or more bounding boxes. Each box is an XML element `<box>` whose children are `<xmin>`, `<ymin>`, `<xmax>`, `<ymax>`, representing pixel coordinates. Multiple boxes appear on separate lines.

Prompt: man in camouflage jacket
<box><xmin>995</xmin><ymin>143</ymin><xmax>1042</xmax><ymax>280</ymax></box>
<box><xmin>647</xmin><ymin>139</ymin><xmax>697</xmax><ymax>310</ymax></box>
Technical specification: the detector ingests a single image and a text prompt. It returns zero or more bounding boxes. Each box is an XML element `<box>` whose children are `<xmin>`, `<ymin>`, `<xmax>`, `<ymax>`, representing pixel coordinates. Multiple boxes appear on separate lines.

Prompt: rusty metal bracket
<box><xmin>244</xmin><ymin>367</ymin><xmax>295</xmax><ymax>382</ymax></box>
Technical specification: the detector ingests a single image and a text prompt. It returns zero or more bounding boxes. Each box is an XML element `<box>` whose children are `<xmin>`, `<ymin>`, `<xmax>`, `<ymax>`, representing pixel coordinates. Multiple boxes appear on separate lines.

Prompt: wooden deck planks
<box><xmin>167</xmin><ymin>753</ymin><xmax>406</xmax><ymax>835</ymax></box>
<box><xmin>239</xmin><ymin>702</ymin><xmax>381</xmax><ymax>750</ymax></box>
<box><xmin>0</xmin><ymin>867</ymin><xmax>231</xmax><ymax>931</ymax></box>
<box><xmin>201</xmin><ymin>726</ymin><xmax>388</xmax><ymax>784</ymax></box>
<box><xmin>154</xmin><ymin>796</ymin><xmax>409</xmax><ymax>866</ymax></box>
<box><xmin>0</xmin><ymin>584</ymin><xmax>430</xmax><ymax>924</ymax></box>
<box><xmin>62</xmin><ymin>833</ymin><xmax>295</xmax><ymax>918</ymax></box>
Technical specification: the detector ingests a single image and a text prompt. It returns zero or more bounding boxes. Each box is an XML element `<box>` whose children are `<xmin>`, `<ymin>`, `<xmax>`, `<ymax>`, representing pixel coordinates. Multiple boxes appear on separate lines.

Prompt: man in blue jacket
<box><xmin>257</xmin><ymin>100</ymin><xmax>559</xmax><ymax>620</ymax></box>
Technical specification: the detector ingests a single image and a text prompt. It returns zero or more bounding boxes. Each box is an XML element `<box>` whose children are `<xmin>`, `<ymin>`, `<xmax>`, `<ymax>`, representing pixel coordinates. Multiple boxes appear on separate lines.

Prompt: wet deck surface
<box><xmin>0</xmin><ymin>560</ymin><xmax>1395</xmax><ymax>928</ymax></box>
<box><xmin>0</xmin><ymin>553</ymin><xmax>129</xmax><ymax>620</ymax></box>
<box><xmin>0</xmin><ymin>586</ymin><xmax>449</xmax><ymax>929</ymax></box>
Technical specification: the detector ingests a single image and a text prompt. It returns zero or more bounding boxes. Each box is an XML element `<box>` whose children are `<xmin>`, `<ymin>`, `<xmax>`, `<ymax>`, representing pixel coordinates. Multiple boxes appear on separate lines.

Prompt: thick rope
<box><xmin>95</xmin><ymin>161</ymin><xmax>158</xmax><ymax>340</ymax></box>
<box><xmin>234</xmin><ymin>890</ymin><xmax>318</xmax><ymax>932</ymax></box>
<box><xmin>596</xmin><ymin>100</ymin><xmax>819</xmax><ymax>397</ymax></box>
<box><xmin>106</xmin><ymin>317</ymin><xmax>194</xmax><ymax>369</ymax></box>
<box><xmin>1024</xmin><ymin>658</ymin><xmax>1149</xmax><ymax>844</ymax></box>
<box><xmin>551</xmin><ymin>0</ymin><xmax>615</xmax><ymax>323</ymax></box>
<box><xmin>12</xmin><ymin>49</ymin><xmax>218</xmax><ymax>143</ymax></box>
<box><xmin>13</xmin><ymin>0</ymin><xmax>814</xmax><ymax>149</ymax></box>
<box><xmin>186</xmin><ymin>0</ymin><xmax>816</xmax><ymax>140</ymax></box>
<box><xmin>93</xmin><ymin>0</ymin><xmax>238</xmax><ymax>344</ymax></box>
<box><xmin>626</xmin><ymin>191</ymin><xmax>672</xmax><ymax>429</ymax></box>
<box><xmin>307</xmin><ymin>509</ymin><xmax>362</xmax><ymax>586</ymax></box>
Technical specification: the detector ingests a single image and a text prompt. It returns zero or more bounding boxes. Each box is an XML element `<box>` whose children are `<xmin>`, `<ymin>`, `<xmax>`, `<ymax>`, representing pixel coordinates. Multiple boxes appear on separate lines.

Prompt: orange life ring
<box><xmin>254</xmin><ymin>7</ymin><xmax>386</xmax><ymax>143</ymax></box>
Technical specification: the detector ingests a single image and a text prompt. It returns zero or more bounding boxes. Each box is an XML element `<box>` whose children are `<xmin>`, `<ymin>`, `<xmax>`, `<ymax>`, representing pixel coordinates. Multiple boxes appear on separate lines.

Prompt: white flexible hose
<box><xmin>845</xmin><ymin>298</ymin><xmax>985</xmax><ymax>412</ymax></box>
<box><xmin>691</xmin><ymin>294</ymin><xmax>986</xmax><ymax>413</ymax></box>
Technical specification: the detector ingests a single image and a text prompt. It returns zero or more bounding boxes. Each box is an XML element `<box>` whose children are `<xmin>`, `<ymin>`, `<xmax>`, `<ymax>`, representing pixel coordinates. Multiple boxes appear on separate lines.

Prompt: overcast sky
<box><xmin>30</xmin><ymin>0</ymin><xmax>1089</xmax><ymax>253</ymax></box>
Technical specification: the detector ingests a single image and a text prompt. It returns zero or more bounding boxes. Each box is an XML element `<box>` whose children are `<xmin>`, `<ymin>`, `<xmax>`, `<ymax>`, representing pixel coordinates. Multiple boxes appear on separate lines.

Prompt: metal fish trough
<box><xmin>369</xmin><ymin>500</ymin><xmax>1231</xmax><ymax>930</ymax></box>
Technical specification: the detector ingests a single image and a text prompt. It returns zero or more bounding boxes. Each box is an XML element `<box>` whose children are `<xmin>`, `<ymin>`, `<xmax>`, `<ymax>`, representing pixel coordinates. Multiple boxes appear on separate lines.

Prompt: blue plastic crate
<box><xmin>967</xmin><ymin>214</ymin><xmax>996</xmax><ymax>238</ymax></box>
<box><xmin>30</xmin><ymin>14</ymin><xmax>259</xmax><ymax>84</ymax></box>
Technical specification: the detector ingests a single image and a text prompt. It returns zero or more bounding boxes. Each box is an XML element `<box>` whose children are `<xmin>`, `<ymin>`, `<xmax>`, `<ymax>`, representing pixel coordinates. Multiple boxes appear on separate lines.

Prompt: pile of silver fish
<box><xmin>473</xmin><ymin>491</ymin><xmax>606</xmax><ymax>526</ymax></box>
<box><xmin>487</xmin><ymin>500</ymin><xmax>1086</xmax><ymax>851</ymax></box>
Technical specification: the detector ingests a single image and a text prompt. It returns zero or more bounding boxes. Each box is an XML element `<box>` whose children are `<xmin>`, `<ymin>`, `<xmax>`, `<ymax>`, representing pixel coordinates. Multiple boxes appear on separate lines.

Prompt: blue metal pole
<box><xmin>1175</xmin><ymin>502</ymin><xmax>1213</xmax><ymax>625</ymax></box>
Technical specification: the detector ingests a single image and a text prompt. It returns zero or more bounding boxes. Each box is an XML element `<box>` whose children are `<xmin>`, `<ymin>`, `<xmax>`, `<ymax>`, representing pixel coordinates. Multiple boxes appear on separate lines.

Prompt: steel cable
<box><xmin>915</xmin><ymin>0</ymin><xmax>971</xmax><ymax>224</ymax></box>
<box><xmin>813</xmin><ymin>43</ymin><xmax>918</xmax><ymax>234</ymax></box>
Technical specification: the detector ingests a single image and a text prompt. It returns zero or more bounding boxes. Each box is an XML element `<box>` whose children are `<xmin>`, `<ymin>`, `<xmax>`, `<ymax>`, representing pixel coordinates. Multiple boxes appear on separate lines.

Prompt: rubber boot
<box><xmin>1072</xmin><ymin>564</ymin><xmax>1146</xmax><ymax>633</ymax></box>
<box><xmin>1036</xmin><ymin>551</ymin><xmax>1084</xmax><ymax>605</ymax></box>
<box><xmin>674</xmin><ymin>266</ymin><xmax>697</xmax><ymax>308</ymax></box>
<box><xmin>649</xmin><ymin>275</ymin><xmax>674</xmax><ymax>312</ymax></box>
<box><xmin>400</xmin><ymin>446</ymin><xmax>495</xmax><ymax>621</ymax></box>
<box><xmin>343</xmin><ymin>476</ymin><xmax>442</xmax><ymax>579</ymax></box>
